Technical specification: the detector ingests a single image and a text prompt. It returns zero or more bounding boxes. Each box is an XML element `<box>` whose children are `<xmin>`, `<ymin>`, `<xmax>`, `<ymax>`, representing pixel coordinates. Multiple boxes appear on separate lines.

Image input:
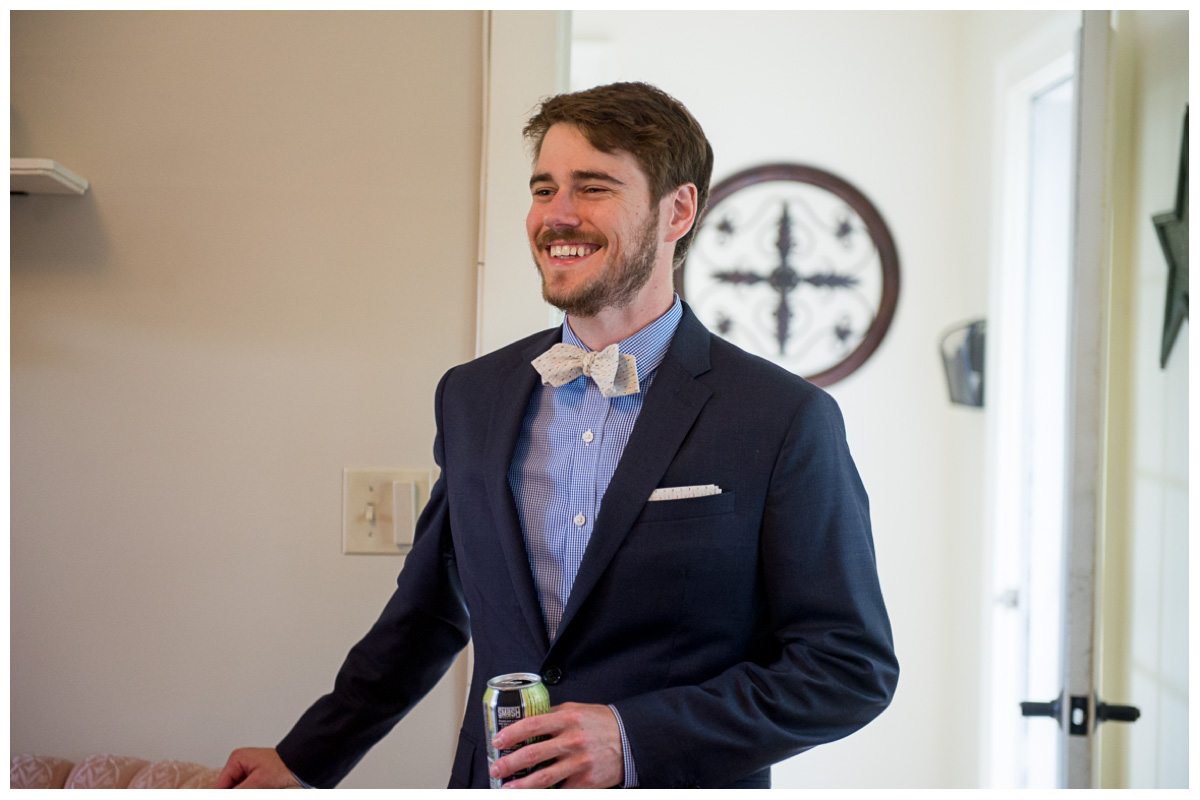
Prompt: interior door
<box><xmin>1020</xmin><ymin>10</ymin><xmax>1140</xmax><ymax>787</ymax></box>
<box><xmin>989</xmin><ymin>10</ymin><xmax>1144</xmax><ymax>788</ymax></box>
<box><xmin>1056</xmin><ymin>9</ymin><xmax>1112</xmax><ymax>787</ymax></box>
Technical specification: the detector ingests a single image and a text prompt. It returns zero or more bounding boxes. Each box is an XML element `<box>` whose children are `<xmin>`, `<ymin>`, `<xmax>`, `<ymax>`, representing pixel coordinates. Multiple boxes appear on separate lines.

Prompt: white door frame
<box><xmin>1058</xmin><ymin>9</ymin><xmax>1113</xmax><ymax>788</ymax></box>
<box><xmin>476</xmin><ymin>10</ymin><xmax>571</xmax><ymax>359</ymax></box>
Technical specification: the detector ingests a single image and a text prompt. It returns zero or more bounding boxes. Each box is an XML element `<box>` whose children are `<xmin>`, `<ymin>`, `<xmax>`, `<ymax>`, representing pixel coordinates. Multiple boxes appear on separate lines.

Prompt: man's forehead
<box><xmin>533</xmin><ymin>124</ymin><xmax>643</xmax><ymax>180</ymax></box>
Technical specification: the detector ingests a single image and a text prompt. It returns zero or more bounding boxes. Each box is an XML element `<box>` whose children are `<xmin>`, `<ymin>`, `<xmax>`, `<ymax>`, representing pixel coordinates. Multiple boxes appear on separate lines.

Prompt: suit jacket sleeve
<box><xmin>275</xmin><ymin>370</ymin><xmax>471</xmax><ymax>788</ymax></box>
<box><xmin>611</xmin><ymin>388</ymin><xmax>898</xmax><ymax>788</ymax></box>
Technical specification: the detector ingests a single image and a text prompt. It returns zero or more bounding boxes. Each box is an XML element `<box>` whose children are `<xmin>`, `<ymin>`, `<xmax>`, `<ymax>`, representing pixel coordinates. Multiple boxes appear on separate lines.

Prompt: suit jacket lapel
<box><xmin>553</xmin><ymin>307</ymin><xmax>714</xmax><ymax>644</ymax></box>
<box><xmin>483</xmin><ymin>327</ymin><xmax>562</xmax><ymax>655</ymax></box>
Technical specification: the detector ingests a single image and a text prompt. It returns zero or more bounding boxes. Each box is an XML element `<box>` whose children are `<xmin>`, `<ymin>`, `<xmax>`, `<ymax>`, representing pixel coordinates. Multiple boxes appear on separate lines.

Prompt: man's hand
<box><xmin>215</xmin><ymin>747</ymin><xmax>302</xmax><ymax>789</ymax></box>
<box><xmin>489</xmin><ymin>702</ymin><xmax>624</xmax><ymax>789</ymax></box>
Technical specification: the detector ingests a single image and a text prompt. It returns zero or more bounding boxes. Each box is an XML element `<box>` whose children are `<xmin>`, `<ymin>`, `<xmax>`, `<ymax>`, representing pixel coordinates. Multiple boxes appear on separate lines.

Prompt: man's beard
<box><xmin>534</xmin><ymin>206</ymin><xmax>660</xmax><ymax>318</ymax></box>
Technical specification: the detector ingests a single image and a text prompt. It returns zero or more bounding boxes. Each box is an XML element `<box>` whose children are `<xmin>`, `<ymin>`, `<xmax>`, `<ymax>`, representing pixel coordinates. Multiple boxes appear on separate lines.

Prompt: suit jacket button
<box><xmin>543</xmin><ymin>667</ymin><xmax>563</xmax><ymax>685</ymax></box>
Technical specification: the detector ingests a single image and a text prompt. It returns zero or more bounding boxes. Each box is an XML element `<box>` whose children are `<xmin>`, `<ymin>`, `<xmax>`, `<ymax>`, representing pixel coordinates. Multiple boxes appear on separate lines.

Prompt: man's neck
<box><xmin>565</xmin><ymin>277</ymin><xmax>675</xmax><ymax>351</ymax></box>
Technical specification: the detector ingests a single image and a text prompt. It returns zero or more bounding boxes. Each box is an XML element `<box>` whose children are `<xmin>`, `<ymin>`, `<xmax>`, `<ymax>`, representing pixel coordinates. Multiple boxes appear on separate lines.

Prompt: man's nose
<box><xmin>542</xmin><ymin>191</ymin><xmax>582</xmax><ymax>230</ymax></box>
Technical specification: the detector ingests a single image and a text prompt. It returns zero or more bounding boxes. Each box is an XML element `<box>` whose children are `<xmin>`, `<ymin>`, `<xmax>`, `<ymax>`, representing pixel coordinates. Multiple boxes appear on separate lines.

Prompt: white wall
<box><xmin>571</xmin><ymin>10</ymin><xmax>1061</xmax><ymax>788</ymax></box>
<box><xmin>10</xmin><ymin>11</ymin><xmax>482</xmax><ymax>787</ymax></box>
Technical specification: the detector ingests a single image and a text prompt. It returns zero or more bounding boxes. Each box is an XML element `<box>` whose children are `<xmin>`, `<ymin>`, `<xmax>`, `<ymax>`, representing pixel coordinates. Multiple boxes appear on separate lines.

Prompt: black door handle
<box><xmin>1096</xmin><ymin>701</ymin><xmax>1141</xmax><ymax>723</ymax></box>
<box><xmin>1021</xmin><ymin>692</ymin><xmax>1140</xmax><ymax>734</ymax></box>
<box><xmin>1020</xmin><ymin>696</ymin><xmax>1061</xmax><ymax>720</ymax></box>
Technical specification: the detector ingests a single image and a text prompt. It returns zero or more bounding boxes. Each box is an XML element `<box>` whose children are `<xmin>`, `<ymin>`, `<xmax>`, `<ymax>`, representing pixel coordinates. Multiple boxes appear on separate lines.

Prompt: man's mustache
<box><xmin>536</xmin><ymin>230</ymin><xmax>608</xmax><ymax>249</ymax></box>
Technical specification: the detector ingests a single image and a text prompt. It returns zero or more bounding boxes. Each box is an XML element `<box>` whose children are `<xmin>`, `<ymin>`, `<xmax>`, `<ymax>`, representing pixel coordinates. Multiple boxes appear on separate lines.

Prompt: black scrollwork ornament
<box><xmin>676</xmin><ymin>164</ymin><xmax>900</xmax><ymax>386</ymax></box>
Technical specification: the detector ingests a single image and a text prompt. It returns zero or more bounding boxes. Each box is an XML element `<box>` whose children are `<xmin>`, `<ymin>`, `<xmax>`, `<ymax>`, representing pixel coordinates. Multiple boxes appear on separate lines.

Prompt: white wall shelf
<box><xmin>11</xmin><ymin>158</ymin><xmax>89</xmax><ymax>195</ymax></box>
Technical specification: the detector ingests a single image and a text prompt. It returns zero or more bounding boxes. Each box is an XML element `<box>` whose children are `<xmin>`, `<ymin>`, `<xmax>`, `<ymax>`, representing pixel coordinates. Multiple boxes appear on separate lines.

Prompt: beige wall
<box><xmin>11</xmin><ymin>11</ymin><xmax>482</xmax><ymax>787</ymax></box>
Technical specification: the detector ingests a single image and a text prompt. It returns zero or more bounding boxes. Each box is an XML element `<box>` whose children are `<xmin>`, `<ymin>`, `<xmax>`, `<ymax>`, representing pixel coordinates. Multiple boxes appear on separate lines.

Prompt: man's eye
<box><xmin>532</xmin><ymin>188</ymin><xmax>553</xmax><ymax>197</ymax></box>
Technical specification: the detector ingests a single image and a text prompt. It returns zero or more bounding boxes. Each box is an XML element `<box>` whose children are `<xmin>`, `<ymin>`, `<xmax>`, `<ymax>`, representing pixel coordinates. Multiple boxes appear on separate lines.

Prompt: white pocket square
<box><xmin>648</xmin><ymin>484</ymin><xmax>722</xmax><ymax>502</ymax></box>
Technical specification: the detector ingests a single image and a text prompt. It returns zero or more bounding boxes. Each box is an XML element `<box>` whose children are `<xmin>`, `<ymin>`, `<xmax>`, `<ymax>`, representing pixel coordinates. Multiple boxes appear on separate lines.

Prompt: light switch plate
<box><xmin>343</xmin><ymin>468</ymin><xmax>433</xmax><ymax>555</ymax></box>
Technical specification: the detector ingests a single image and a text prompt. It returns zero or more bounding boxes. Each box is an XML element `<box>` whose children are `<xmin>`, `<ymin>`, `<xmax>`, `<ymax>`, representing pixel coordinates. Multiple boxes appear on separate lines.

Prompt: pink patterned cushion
<box><xmin>128</xmin><ymin>759</ymin><xmax>216</xmax><ymax>789</ymax></box>
<box><xmin>63</xmin><ymin>754</ymin><xmax>150</xmax><ymax>788</ymax></box>
<box><xmin>10</xmin><ymin>755</ymin><xmax>74</xmax><ymax>789</ymax></box>
<box><xmin>179</xmin><ymin>766</ymin><xmax>223</xmax><ymax>789</ymax></box>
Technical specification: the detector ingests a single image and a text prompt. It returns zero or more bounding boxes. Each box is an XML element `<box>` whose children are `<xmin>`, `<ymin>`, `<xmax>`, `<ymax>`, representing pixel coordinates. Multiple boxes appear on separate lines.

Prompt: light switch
<box><xmin>343</xmin><ymin>468</ymin><xmax>433</xmax><ymax>555</ymax></box>
<box><xmin>392</xmin><ymin>481</ymin><xmax>416</xmax><ymax>547</ymax></box>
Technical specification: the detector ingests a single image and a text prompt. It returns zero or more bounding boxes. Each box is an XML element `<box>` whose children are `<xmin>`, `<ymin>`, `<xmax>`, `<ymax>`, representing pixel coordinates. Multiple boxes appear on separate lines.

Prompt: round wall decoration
<box><xmin>676</xmin><ymin>163</ymin><xmax>900</xmax><ymax>386</ymax></box>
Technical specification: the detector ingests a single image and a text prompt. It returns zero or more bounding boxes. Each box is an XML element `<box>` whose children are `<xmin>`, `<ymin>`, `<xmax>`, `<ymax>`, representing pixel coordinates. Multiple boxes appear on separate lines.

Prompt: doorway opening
<box><xmin>983</xmin><ymin>50</ymin><xmax>1076</xmax><ymax>789</ymax></box>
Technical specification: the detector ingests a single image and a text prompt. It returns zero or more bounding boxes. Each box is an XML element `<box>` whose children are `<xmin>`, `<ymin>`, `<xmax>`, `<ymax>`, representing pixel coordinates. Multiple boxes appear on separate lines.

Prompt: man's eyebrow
<box><xmin>529</xmin><ymin>170</ymin><xmax>626</xmax><ymax>188</ymax></box>
<box><xmin>570</xmin><ymin>170</ymin><xmax>625</xmax><ymax>185</ymax></box>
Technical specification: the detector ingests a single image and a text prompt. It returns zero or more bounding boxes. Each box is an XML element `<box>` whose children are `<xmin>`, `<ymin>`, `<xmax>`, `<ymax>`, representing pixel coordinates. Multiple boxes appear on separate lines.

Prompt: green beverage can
<box><xmin>483</xmin><ymin>672</ymin><xmax>551</xmax><ymax>789</ymax></box>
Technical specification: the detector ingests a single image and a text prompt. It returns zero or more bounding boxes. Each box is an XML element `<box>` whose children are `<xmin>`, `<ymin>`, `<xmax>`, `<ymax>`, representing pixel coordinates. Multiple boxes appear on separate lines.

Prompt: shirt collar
<box><xmin>562</xmin><ymin>294</ymin><xmax>683</xmax><ymax>381</ymax></box>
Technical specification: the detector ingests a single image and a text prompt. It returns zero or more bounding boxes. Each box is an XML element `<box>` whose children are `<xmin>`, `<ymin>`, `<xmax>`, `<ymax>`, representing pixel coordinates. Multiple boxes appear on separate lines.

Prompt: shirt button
<box><xmin>582</xmin><ymin>430</ymin><xmax>594</xmax><ymax>443</ymax></box>
<box><xmin>574</xmin><ymin>513</ymin><xmax>586</xmax><ymax>526</ymax></box>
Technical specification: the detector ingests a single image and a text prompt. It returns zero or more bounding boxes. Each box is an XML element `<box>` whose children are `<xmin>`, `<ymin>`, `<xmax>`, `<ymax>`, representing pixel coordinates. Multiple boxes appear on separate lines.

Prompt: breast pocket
<box><xmin>636</xmin><ymin>490</ymin><xmax>736</xmax><ymax>523</ymax></box>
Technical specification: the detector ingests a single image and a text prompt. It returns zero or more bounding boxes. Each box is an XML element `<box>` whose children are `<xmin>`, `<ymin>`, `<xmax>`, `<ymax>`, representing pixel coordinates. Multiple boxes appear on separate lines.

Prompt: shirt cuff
<box><xmin>607</xmin><ymin>704</ymin><xmax>639</xmax><ymax>788</ymax></box>
<box><xmin>289</xmin><ymin>770</ymin><xmax>313</xmax><ymax>789</ymax></box>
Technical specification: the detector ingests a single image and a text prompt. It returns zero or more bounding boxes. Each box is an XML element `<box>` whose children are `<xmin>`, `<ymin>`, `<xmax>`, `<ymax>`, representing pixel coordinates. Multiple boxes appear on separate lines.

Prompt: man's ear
<box><xmin>662</xmin><ymin>183</ymin><xmax>699</xmax><ymax>245</ymax></box>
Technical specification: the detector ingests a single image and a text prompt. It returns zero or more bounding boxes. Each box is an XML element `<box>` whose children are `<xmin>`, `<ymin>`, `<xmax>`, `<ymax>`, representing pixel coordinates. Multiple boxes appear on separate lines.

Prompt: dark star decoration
<box><xmin>1155</xmin><ymin>107</ymin><xmax>1188</xmax><ymax>368</ymax></box>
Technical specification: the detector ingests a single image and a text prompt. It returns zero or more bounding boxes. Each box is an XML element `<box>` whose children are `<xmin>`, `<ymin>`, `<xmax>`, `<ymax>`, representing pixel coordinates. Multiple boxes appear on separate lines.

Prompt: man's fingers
<box><xmin>488</xmin><ymin>703</ymin><xmax>621</xmax><ymax>789</ymax></box>
<box><xmin>214</xmin><ymin>747</ymin><xmax>298</xmax><ymax>790</ymax></box>
<box><xmin>230</xmin><ymin>772</ymin><xmax>283</xmax><ymax>789</ymax></box>
<box><xmin>500</xmin><ymin>758</ymin><xmax>570</xmax><ymax>790</ymax></box>
<box><xmin>491</xmin><ymin>707</ymin><xmax>566</xmax><ymax>749</ymax></box>
<box><xmin>214</xmin><ymin>765</ymin><xmax>244</xmax><ymax>790</ymax></box>
<box><xmin>489</xmin><ymin>706</ymin><xmax>581</xmax><ymax>778</ymax></box>
<box><xmin>492</xmin><ymin>702</ymin><xmax>590</xmax><ymax>749</ymax></box>
<box><xmin>495</xmin><ymin>743</ymin><xmax>598</xmax><ymax>790</ymax></box>
<box><xmin>490</xmin><ymin>735</ymin><xmax>564</xmax><ymax>781</ymax></box>
<box><xmin>215</xmin><ymin>756</ymin><xmax>250</xmax><ymax>789</ymax></box>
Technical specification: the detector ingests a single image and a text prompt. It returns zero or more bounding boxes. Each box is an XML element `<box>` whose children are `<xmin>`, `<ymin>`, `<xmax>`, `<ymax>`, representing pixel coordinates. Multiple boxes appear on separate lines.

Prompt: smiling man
<box><xmin>218</xmin><ymin>82</ymin><xmax>897</xmax><ymax>790</ymax></box>
<box><xmin>527</xmin><ymin>124</ymin><xmax>678</xmax><ymax>326</ymax></box>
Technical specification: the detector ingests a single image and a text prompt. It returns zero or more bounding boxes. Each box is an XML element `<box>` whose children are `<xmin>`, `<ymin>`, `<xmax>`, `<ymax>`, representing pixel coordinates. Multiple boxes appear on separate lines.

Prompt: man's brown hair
<box><xmin>523</xmin><ymin>82</ymin><xmax>714</xmax><ymax>269</ymax></box>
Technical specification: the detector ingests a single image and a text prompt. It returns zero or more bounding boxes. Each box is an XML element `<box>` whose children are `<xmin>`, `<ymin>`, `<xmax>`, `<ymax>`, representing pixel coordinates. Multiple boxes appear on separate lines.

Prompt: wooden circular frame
<box><xmin>676</xmin><ymin>163</ymin><xmax>901</xmax><ymax>387</ymax></box>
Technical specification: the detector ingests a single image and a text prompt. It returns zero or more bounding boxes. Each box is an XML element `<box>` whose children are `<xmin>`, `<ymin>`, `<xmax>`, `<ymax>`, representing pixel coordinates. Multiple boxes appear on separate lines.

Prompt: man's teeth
<box><xmin>550</xmin><ymin>244</ymin><xmax>599</xmax><ymax>258</ymax></box>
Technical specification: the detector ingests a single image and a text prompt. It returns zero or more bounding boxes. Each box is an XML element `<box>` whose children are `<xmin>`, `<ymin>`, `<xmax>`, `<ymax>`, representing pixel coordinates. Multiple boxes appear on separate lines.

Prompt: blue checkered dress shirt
<box><xmin>508</xmin><ymin>294</ymin><xmax>683</xmax><ymax>788</ymax></box>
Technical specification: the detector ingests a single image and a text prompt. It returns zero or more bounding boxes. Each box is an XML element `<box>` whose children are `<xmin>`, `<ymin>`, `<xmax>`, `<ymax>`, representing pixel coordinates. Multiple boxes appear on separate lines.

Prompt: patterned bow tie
<box><xmin>531</xmin><ymin>342</ymin><xmax>640</xmax><ymax>398</ymax></box>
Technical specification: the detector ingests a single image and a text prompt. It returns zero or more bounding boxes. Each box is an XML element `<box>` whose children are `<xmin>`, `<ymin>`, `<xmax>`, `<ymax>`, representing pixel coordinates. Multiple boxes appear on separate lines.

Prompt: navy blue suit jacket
<box><xmin>276</xmin><ymin>305</ymin><xmax>898</xmax><ymax>788</ymax></box>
